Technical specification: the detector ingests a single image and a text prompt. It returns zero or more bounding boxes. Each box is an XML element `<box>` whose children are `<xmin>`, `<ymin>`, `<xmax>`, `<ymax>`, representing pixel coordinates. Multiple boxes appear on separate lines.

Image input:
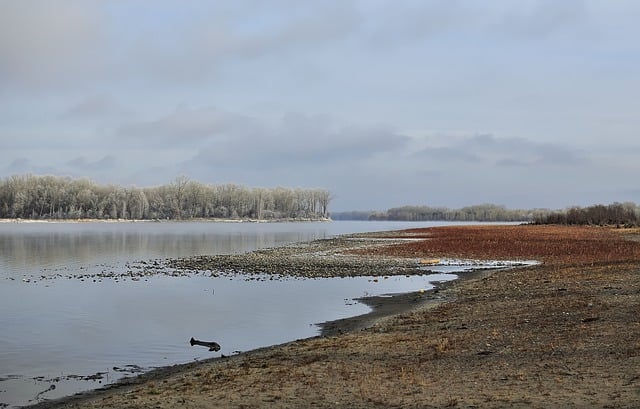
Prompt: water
<box><xmin>0</xmin><ymin>220</ymin><xmax>471</xmax><ymax>407</ymax></box>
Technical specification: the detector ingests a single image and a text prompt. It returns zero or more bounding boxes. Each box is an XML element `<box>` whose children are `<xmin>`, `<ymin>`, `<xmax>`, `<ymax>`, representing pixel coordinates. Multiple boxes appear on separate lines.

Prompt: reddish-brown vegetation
<box><xmin>354</xmin><ymin>224</ymin><xmax>640</xmax><ymax>264</ymax></box>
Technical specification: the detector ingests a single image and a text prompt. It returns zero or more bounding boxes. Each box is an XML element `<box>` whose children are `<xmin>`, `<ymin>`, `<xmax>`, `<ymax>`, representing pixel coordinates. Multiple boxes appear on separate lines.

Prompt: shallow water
<box><xmin>0</xmin><ymin>220</ymin><xmax>476</xmax><ymax>407</ymax></box>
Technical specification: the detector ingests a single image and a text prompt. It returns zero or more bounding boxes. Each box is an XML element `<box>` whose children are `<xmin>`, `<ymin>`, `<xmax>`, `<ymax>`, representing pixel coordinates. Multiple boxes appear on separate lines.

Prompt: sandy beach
<box><xmin>29</xmin><ymin>224</ymin><xmax>640</xmax><ymax>408</ymax></box>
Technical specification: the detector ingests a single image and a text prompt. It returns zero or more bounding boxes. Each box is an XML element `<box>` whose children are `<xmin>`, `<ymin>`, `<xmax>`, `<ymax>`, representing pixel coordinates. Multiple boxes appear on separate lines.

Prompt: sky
<box><xmin>1</xmin><ymin>0</ymin><xmax>640</xmax><ymax>211</ymax></box>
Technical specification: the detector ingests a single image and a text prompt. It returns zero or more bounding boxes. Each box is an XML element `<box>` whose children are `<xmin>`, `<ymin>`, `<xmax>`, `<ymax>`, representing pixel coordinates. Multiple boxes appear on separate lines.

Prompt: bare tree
<box><xmin>0</xmin><ymin>174</ymin><xmax>334</xmax><ymax>221</ymax></box>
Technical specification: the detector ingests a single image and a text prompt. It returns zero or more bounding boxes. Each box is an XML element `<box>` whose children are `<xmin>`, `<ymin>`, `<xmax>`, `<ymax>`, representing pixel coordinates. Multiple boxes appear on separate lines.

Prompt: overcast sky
<box><xmin>2</xmin><ymin>1</ymin><xmax>639</xmax><ymax>211</ymax></box>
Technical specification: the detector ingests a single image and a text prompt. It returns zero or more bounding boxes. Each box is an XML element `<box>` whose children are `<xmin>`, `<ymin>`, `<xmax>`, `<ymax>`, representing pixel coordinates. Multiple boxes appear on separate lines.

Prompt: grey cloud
<box><xmin>533</xmin><ymin>143</ymin><xmax>586</xmax><ymax>165</ymax></box>
<box><xmin>5</xmin><ymin>157</ymin><xmax>57</xmax><ymax>176</ymax></box>
<box><xmin>66</xmin><ymin>155</ymin><xmax>116</xmax><ymax>171</ymax></box>
<box><xmin>132</xmin><ymin>2</ymin><xmax>359</xmax><ymax>82</ymax></box>
<box><xmin>495</xmin><ymin>158</ymin><xmax>530</xmax><ymax>167</ymax></box>
<box><xmin>497</xmin><ymin>0</ymin><xmax>588</xmax><ymax>39</ymax></box>
<box><xmin>464</xmin><ymin>134</ymin><xmax>523</xmax><ymax>151</ymax></box>
<box><xmin>363</xmin><ymin>1</ymin><xmax>470</xmax><ymax>46</ymax></box>
<box><xmin>0</xmin><ymin>0</ymin><xmax>599</xmax><ymax>95</ymax></box>
<box><xmin>361</xmin><ymin>0</ymin><xmax>588</xmax><ymax>48</ymax></box>
<box><xmin>6</xmin><ymin>158</ymin><xmax>31</xmax><ymax>173</ymax></box>
<box><xmin>272</xmin><ymin>113</ymin><xmax>407</xmax><ymax>162</ymax></box>
<box><xmin>185</xmin><ymin>112</ymin><xmax>410</xmax><ymax>172</ymax></box>
<box><xmin>116</xmin><ymin>107</ymin><xmax>251</xmax><ymax>144</ymax></box>
<box><xmin>0</xmin><ymin>1</ymin><xmax>356</xmax><ymax>89</ymax></box>
<box><xmin>416</xmin><ymin>133</ymin><xmax>587</xmax><ymax>168</ymax></box>
<box><xmin>234</xmin><ymin>2</ymin><xmax>358</xmax><ymax>56</ymax></box>
<box><xmin>598</xmin><ymin>144</ymin><xmax>640</xmax><ymax>155</ymax></box>
<box><xmin>61</xmin><ymin>95</ymin><xmax>131</xmax><ymax>120</ymax></box>
<box><xmin>465</xmin><ymin>134</ymin><xmax>587</xmax><ymax>166</ymax></box>
<box><xmin>3</xmin><ymin>1</ymin><xmax>637</xmax><ymax>211</ymax></box>
<box><xmin>0</xmin><ymin>0</ymin><xmax>105</xmax><ymax>90</ymax></box>
<box><xmin>415</xmin><ymin>146</ymin><xmax>483</xmax><ymax>163</ymax></box>
<box><xmin>117</xmin><ymin>107</ymin><xmax>410</xmax><ymax>167</ymax></box>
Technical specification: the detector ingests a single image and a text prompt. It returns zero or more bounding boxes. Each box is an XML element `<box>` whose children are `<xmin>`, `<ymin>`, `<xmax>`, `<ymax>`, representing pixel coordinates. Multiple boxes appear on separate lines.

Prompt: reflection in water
<box><xmin>0</xmin><ymin>222</ymin><xmax>334</xmax><ymax>276</ymax></box>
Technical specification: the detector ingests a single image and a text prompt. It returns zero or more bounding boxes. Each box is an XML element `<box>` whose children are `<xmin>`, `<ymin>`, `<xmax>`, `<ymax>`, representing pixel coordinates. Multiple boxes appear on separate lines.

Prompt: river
<box><xmin>0</xmin><ymin>220</ymin><xmax>474</xmax><ymax>408</ymax></box>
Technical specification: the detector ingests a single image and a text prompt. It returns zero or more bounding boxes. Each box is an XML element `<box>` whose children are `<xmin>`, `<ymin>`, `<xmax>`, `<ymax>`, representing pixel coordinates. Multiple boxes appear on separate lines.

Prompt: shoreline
<box><xmin>0</xmin><ymin>217</ymin><xmax>332</xmax><ymax>224</ymax></box>
<box><xmin>22</xmin><ymin>235</ymin><xmax>506</xmax><ymax>409</ymax></box>
<box><xmin>24</xmin><ymin>290</ymin><xmax>431</xmax><ymax>409</ymax></box>
<box><xmin>28</xmin><ymin>263</ymin><xmax>496</xmax><ymax>409</ymax></box>
<box><xmin>318</xmin><ymin>266</ymin><xmax>497</xmax><ymax>337</ymax></box>
<box><xmin>21</xmin><ymin>225</ymin><xmax>640</xmax><ymax>408</ymax></box>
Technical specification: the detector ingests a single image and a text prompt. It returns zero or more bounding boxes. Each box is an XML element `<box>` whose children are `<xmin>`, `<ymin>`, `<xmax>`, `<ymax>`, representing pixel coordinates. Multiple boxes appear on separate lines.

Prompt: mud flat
<box><xmin>27</xmin><ymin>225</ymin><xmax>640</xmax><ymax>408</ymax></box>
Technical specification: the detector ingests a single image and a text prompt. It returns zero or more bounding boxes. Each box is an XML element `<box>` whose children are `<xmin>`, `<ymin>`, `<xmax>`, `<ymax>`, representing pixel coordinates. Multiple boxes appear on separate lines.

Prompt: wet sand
<box><xmin>28</xmin><ymin>225</ymin><xmax>640</xmax><ymax>408</ymax></box>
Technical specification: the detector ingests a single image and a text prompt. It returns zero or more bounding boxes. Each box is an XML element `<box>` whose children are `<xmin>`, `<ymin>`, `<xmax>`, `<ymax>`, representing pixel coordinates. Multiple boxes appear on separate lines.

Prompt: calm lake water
<box><xmin>0</xmin><ymin>220</ymin><xmax>473</xmax><ymax>408</ymax></box>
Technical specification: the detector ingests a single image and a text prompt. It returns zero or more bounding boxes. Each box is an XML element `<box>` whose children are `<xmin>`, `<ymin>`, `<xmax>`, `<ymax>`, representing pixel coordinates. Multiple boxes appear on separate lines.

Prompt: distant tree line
<box><xmin>332</xmin><ymin>202</ymin><xmax>640</xmax><ymax>226</ymax></box>
<box><xmin>331</xmin><ymin>204</ymin><xmax>543</xmax><ymax>222</ymax></box>
<box><xmin>533</xmin><ymin>202</ymin><xmax>639</xmax><ymax>226</ymax></box>
<box><xmin>0</xmin><ymin>174</ymin><xmax>332</xmax><ymax>221</ymax></box>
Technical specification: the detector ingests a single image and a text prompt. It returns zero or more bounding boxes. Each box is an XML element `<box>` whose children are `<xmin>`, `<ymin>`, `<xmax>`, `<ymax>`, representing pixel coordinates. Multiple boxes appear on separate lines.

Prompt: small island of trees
<box><xmin>0</xmin><ymin>174</ymin><xmax>332</xmax><ymax>221</ymax></box>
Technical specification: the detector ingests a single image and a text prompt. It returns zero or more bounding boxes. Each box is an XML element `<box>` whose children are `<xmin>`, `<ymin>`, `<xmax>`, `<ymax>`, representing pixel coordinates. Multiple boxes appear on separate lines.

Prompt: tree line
<box><xmin>0</xmin><ymin>174</ymin><xmax>332</xmax><ymax>221</ymax></box>
<box><xmin>332</xmin><ymin>202</ymin><xmax>640</xmax><ymax>225</ymax></box>
<box><xmin>331</xmin><ymin>204</ymin><xmax>545</xmax><ymax>222</ymax></box>
<box><xmin>532</xmin><ymin>202</ymin><xmax>639</xmax><ymax>226</ymax></box>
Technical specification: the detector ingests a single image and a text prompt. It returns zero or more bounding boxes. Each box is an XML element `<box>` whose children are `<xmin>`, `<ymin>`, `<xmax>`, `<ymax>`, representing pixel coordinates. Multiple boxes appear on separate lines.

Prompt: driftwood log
<box><xmin>190</xmin><ymin>337</ymin><xmax>221</xmax><ymax>351</ymax></box>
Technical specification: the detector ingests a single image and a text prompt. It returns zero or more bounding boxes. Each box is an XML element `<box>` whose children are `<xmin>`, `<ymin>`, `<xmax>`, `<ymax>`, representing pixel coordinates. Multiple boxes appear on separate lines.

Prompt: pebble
<box><xmin>12</xmin><ymin>236</ymin><xmax>427</xmax><ymax>283</ymax></box>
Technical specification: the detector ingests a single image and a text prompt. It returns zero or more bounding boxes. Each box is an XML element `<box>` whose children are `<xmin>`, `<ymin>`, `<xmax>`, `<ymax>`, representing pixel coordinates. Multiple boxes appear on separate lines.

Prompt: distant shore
<box><xmin>28</xmin><ymin>225</ymin><xmax>640</xmax><ymax>408</ymax></box>
<box><xmin>0</xmin><ymin>217</ymin><xmax>332</xmax><ymax>224</ymax></box>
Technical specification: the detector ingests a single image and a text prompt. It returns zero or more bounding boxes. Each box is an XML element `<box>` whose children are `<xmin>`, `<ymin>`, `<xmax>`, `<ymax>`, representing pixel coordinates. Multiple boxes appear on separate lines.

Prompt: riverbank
<box><xmin>30</xmin><ymin>225</ymin><xmax>640</xmax><ymax>408</ymax></box>
<box><xmin>0</xmin><ymin>217</ymin><xmax>332</xmax><ymax>224</ymax></box>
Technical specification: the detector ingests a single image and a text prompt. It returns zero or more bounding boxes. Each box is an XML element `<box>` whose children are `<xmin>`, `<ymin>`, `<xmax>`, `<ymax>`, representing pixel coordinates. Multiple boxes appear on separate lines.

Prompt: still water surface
<box><xmin>0</xmin><ymin>221</ymin><xmax>467</xmax><ymax>407</ymax></box>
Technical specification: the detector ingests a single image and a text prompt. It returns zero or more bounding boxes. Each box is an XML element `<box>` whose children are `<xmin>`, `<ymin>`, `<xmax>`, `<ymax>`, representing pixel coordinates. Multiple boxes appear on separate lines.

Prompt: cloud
<box><xmin>186</xmin><ymin>112</ymin><xmax>410</xmax><ymax>171</ymax></box>
<box><xmin>415</xmin><ymin>146</ymin><xmax>483</xmax><ymax>163</ymax></box>
<box><xmin>414</xmin><ymin>133</ymin><xmax>587</xmax><ymax>168</ymax></box>
<box><xmin>0</xmin><ymin>0</ymin><xmax>105</xmax><ymax>90</ymax></box>
<box><xmin>532</xmin><ymin>142</ymin><xmax>586</xmax><ymax>165</ymax></box>
<box><xmin>362</xmin><ymin>1</ymin><xmax>471</xmax><ymax>46</ymax></box>
<box><xmin>0</xmin><ymin>0</ymin><xmax>599</xmax><ymax>97</ymax></box>
<box><xmin>358</xmin><ymin>0</ymin><xmax>590</xmax><ymax>50</ymax></box>
<box><xmin>116</xmin><ymin>106</ymin><xmax>410</xmax><ymax>168</ymax></box>
<box><xmin>497</xmin><ymin>0</ymin><xmax>588</xmax><ymax>40</ymax></box>
<box><xmin>61</xmin><ymin>95</ymin><xmax>131</xmax><ymax>120</ymax></box>
<box><xmin>5</xmin><ymin>158</ymin><xmax>30</xmax><ymax>174</ymax></box>
<box><xmin>122</xmin><ymin>2</ymin><xmax>360</xmax><ymax>83</ymax></box>
<box><xmin>4</xmin><ymin>157</ymin><xmax>57</xmax><ymax>176</ymax></box>
<box><xmin>464</xmin><ymin>134</ymin><xmax>587</xmax><ymax>166</ymax></box>
<box><xmin>66</xmin><ymin>155</ymin><xmax>117</xmax><ymax>171</ymax></box>
<box><xmin>116</xmin><ymin>106</ymin><xmax>259</xmax><ymax>146</ymax></box>
<box><xmin>2</xmin><ymin>1</ymin><xmax>639</xmax><ymax>211</ymax></box>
